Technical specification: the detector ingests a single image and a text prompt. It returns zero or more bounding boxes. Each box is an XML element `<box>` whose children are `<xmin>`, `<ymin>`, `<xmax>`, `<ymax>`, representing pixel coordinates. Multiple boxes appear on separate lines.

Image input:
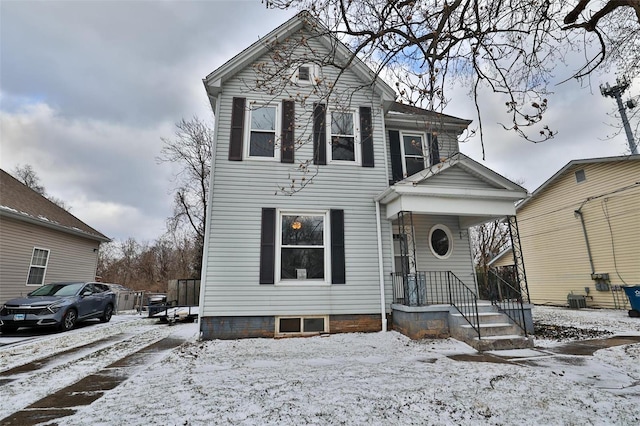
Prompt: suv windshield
<box><xmin>29</xmin><ymin>283</ymin><xmax>85</xmax><ymax>297</ymax></box>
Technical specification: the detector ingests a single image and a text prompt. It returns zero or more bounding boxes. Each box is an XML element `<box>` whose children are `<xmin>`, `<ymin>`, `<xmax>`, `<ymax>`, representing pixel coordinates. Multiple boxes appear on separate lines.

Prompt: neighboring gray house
<box><xmin>0</xmin><ymin>169</ymin><xmax>110</xmax><ymax>300</ymax></box>
<box><xmin>200</xmin><ymin>12</ymin><xmax>531</xmax><ymax>349</ymax></box>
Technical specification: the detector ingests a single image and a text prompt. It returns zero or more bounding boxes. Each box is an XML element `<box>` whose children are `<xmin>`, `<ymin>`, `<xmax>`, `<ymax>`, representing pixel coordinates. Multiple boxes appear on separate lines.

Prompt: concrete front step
<box><xmin>451</xmin><ymin>312</ymin><xmax>511</xmax><ymax>325</ymax></box>
<box><xmin>470</xmin><ymin>335</ymin><xmax>535</xmax><ymax>351</ymax></box>
<box><xmin>449</xmin><ymin>305</ymin><xmax>533</xmax><ymax>350</ymax></box>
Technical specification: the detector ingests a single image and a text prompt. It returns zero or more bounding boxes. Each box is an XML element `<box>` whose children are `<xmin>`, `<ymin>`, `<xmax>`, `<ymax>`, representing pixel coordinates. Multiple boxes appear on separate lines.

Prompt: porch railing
<box><xmin>392</xmin><ymin>271</ymin><xmax>481</xmax><ymax>339</ymax></box>
<box><xmin>488</xmin><ymin>270</ymin><xmax>527</xmax><ymax>335</ymax></box>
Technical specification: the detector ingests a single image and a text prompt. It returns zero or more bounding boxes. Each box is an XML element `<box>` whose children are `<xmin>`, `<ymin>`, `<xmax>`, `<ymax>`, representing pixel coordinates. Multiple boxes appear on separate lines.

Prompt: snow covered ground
<box><xmin>2</xmin><ymin>306</ymin><xmax>640</xmax><ymax>425</ymax></box>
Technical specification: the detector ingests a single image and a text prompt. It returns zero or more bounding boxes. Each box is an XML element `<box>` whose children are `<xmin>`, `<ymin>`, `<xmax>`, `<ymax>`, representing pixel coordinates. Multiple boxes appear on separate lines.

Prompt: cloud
<box><xmin>0</xmin><ymin>99</ymin><xmax>176</xmax><ymax>241</ymax></box>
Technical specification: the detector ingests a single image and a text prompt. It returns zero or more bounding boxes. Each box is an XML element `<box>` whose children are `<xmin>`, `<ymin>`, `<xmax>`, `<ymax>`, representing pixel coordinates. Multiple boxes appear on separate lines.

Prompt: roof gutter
<box><xmin>0</xmin><ymin>209</ymin><xmax>111</xmax><ymax>243</ymax></box>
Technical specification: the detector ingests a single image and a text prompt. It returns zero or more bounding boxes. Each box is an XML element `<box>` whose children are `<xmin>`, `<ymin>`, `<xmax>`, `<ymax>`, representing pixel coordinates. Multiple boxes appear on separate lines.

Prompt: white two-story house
<box><xmin>201</xmin><ymin>12</ymin><xmax>532</xmax><ymax>350</ymax></box>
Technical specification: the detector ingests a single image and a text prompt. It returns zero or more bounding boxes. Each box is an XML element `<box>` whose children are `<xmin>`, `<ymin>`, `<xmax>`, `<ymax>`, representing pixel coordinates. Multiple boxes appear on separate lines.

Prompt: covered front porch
<box><xmin>376</xmin><ymin>154</ymin><xmax>533</xmax><ymax>349</ymax></box>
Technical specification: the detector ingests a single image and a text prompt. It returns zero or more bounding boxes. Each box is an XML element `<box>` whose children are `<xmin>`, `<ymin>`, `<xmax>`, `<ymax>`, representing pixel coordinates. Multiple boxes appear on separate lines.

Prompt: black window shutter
<box><xmin>360</xmin><ymin>106</ymin><xmax>374</xmax><ymax>167</ymax></box>
<box><xmin>259</xmin><ymin>208</ymin><xmax>276</xmax><ymax>284</ymax></box>
<box><xmin>229</xmin><ymin>97</ymin><xmax>245</xmax><ymax>161</ymax></box>
<box><xmin>389</xmin><ymin>130</ymin><xmax>403</xmax><ymax>183</ymax></box>
<box><xmin>281</xmin><ymin>100</ymin><xmax>295</xmax><ymax>163</ymax></box>
<box><xmin>313</xmin><ymin>103</ymin><xmax>326</xmax><ymax>165</ymax></box>
<box><xmin>428</xmin><ymin>133</ymin><xmax>441</xmax><ymax>165</ymax></box>
<box><xmin>330</xmin><ymin>209</ymin><xmax>345</xmax><ymax>284</ymax></box>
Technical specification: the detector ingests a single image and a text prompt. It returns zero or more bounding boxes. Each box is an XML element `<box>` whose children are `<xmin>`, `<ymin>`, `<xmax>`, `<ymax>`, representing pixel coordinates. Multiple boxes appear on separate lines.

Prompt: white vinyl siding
<box><xmin>202</xmin><ymin>33</ymin><xmax>393</xmax><ymax>317</ymax></box>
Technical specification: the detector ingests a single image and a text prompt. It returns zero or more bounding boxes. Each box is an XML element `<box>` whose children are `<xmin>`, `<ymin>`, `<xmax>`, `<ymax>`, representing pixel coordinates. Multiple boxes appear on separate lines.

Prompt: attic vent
<box><xmin>575</xmin><ymin>169</ymin><xmax>586</xmax><ymax>183</ymax></box>
<box><xmin>298</xmin><ymin>66</ymin><xmax>310</xmax><ymax>81</ymax></box>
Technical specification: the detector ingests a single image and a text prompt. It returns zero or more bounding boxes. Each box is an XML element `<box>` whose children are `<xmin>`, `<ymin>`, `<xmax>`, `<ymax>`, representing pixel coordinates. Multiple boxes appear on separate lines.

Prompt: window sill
<box><xmin>275</xmin><ymin>280</ymin><xmax>332</xmax><ymax>286</ymax></box>
<box><xmin>244</xmin><ymin>156</ymin><xmax>280</xmax><ymax>162</ymax></box>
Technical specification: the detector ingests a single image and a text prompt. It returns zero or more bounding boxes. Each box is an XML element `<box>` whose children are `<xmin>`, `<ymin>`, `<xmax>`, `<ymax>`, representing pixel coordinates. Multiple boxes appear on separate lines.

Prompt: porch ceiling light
<box><xmin>292</xmin><ymin>221</ymin><xmax>302</xmax><ymax>230</ymax></box>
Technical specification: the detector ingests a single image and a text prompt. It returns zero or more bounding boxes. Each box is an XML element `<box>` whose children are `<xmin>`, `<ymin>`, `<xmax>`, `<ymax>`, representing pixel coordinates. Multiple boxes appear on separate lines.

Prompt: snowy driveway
<box><xmin>0</xmin><ymin>314</ymin><xmax>197</xmax><ymax>424</ymax></box>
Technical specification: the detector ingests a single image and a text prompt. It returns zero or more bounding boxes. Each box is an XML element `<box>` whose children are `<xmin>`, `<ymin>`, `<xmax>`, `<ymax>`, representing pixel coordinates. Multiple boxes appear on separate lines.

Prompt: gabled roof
<box><xmin>516</xmin><ymin>154</ymin><xmax>640</xmax><ymax>211</ymax></box>
<box><xmin>0</xmin><ymin>169</ymin><xmax>110</xmax><ymax>243</ymax></box>
<box><xmin>403</xmin><ymin>152</ymin><xmax>527</xmax><ymax>193</ymax></box>
<box><xmin>375</xmin><ymin>153</ymin><xmax>528</xmax><ymax>226</ymax></box>
<box><xmin>202</xmin><ymin>11</ymin><xmax>397</xmax><ymax>110</ymax></box>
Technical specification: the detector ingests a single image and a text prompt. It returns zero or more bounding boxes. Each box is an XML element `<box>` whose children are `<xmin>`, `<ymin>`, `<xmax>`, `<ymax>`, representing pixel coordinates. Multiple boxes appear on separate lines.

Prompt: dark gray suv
<box><xmin>0</xmin><ymin>282</ymin><xmax>116</xmax><ymax>333</ymax></box>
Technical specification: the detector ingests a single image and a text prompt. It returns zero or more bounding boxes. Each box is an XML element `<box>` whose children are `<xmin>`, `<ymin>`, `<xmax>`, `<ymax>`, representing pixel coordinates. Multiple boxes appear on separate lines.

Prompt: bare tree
<box><xmin>157</xmin><ymin>117</ymin><xmax>213</xmax><ymax>278</ymax></box>
<box><xmin>262</xmin><ymin>1</ymin><xmax>640</xmax><ymax>156</ymax></box>
<box><xmin>12</xmin><ymin>164</ymin><xmax>71</xmax><ymax>210</ymax></box>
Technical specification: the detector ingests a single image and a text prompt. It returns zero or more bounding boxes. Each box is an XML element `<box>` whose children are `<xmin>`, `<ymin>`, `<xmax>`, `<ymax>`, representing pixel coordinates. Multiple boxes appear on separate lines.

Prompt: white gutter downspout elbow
<box><xmin>375</xmin><ymin>199</ymin><xmax>388</xmax><ymax>332</ymax></box>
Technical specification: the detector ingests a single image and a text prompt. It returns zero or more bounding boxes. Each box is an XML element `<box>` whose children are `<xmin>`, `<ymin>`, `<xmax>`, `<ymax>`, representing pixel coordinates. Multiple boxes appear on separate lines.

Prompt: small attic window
<box><xmin>298</xmin><ymin>66</ymin><xmax>311</xmax><ymax>82</ymax></box>
<box><xmin>575</xmin><ymin>169</ymin><xmax>586</xmax><ymax>183</ymax></box>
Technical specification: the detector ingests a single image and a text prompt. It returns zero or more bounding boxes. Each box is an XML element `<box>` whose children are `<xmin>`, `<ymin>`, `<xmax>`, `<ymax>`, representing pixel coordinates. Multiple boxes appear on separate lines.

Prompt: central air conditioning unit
<box><xmin>568</xmin><ymin>294</ymin><xmax>587</xmax><ymax>309</ymax></box>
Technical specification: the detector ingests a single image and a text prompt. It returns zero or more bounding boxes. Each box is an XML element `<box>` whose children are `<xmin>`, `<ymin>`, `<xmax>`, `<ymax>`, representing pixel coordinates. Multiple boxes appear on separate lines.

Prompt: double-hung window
<box><xmin>401</xmin><ymin>133</ymin><xmax>426</xmax><ymax>176</ymax></box>
<box><xmin>279</xmin><ymin>212</ymin><xmax>327</xmax><ymax>281</ymax></box>
<box><xmin>27</xmin><ymin>247</ymin><xmax>49</xmax><ymax>286</ymax></box>
<box><xmin>328</xmin><ymin>110</ymin><xmax>360</xmax><ymax>163</ymax></box>
<box><xmin>246</xmin><ymin>103</ymin><xmax>279</xmax><ymax>160</ymax></box>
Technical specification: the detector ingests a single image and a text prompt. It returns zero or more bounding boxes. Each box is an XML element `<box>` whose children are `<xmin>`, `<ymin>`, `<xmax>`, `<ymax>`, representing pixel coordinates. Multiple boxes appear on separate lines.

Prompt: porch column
<box><xmin>507</xmin><ymin>215</ymin><xmax>530</xmax><ymax>303</ymax></box>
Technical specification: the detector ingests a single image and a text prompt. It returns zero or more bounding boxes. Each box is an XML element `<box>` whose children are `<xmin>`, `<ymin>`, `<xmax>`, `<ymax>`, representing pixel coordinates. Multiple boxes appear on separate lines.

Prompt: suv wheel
<box><xmin>60</xmin><ymin>309</ymin><xmax>77</xmax><ymax>331</ymax></box>
<box><xmin>100</xmin><ymin>304</ymin><xmax>113</xmax><ymax>323</ymax></box>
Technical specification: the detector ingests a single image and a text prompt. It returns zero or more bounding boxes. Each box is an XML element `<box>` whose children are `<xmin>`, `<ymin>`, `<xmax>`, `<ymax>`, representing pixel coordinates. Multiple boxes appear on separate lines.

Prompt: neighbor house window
<box><xmin>429</xmin><ymin>225</ymin><xmax>453</xmax><ymax>259</ymax></box>
<box><xmin>27</xmin><ymin>247</ymin><xmax>49</xmax><ymax>285</ymax></box>
<box><xmin>328</xmin><ymin>110</ymin><xmax>359</xmax><ymax>163</ymax></box>
<box><xmin>575</xmin><ymin>169</ymin><xmax>586</xmax><ymax>183</ymax></box>
<box><xmin>279</xmin><ymin>212</ymin><xmax>327</xmax><ymax>281</ymax></box>
<box><xmin>246</xmin><ymin>103</ymin><xmax>279</xmax><ymax>159</ymax></box>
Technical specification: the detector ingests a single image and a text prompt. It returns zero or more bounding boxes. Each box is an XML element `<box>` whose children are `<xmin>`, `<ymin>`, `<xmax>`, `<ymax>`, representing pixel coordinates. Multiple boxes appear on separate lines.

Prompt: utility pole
<box><xmin>600</xmin><ymin>76</ymin><xmax>638</xmax><ymax>155</ymax></box>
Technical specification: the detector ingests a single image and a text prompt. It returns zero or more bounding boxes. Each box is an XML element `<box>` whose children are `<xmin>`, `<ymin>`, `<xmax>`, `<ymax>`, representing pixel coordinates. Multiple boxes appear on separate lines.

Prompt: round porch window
<box><xmin>429</xmin><ymin>225</ymin><xmax>453</xmax><ymax>259</ymax></box>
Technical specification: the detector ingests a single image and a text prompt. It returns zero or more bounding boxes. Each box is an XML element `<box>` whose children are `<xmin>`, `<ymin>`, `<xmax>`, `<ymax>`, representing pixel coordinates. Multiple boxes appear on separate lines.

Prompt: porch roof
<box><xmin>375</xmin><ymin>153</ymin><xmax>528</xmax><ymax>227</ymax></box>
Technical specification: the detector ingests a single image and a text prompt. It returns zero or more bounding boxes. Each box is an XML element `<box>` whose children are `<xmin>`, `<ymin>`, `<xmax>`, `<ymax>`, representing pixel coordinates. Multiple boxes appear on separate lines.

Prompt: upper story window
<box><xmin>246</xmin><ymin>103</ymin><xmax>280</xmax><ymax>160</ymax></box>
<box><xmin>575</xmin><ymin>169</ymin><xmax>586</xmax><ymax>183</ymax></box>
<box><xmin>401</xmin><ymin>133</ymin><xmax>426</xmax><ymax>176</ymax></box>
<box><xmin>27</xmin><ymin>247</ymin><xmax>49</xmax><ymax>286</ymax></box>
<box><xmin>328</xmin><ymin>110</ymin><xmax>360</xmax><ymax>164</ymax></box>
<box><xmin>388</xmin><ymin>129</ymin><xmax>438</xmax><ymax>183</ymax></box>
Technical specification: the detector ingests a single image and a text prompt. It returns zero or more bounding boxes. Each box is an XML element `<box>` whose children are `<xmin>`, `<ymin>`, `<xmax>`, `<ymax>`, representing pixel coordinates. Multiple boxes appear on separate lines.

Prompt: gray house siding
<box><xmin>201</xmin><ymin>42</ymin><xmax>394</xmax><ymax>324</ymax></box>
<box><xmin>417</xmin><ymin>167</ymin><xmax>502</xmax><ymax>189</ymax></box>
<box><xmin>0</xmin><ymin>217</ymin><xmax>100</xmax><ymax>300</ymax></box>
<box><xmin>409</xmin><ymin>214</ymin><xmax>477</xmax><ymax>288</ymax></box>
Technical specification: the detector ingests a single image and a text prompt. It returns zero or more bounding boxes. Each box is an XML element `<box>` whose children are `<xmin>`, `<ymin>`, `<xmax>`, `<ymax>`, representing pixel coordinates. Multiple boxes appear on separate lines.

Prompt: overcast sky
<box><xmin>1</xmin><ymin>0</ymin><xmax>636</xmax><ymax>243</ymax></box>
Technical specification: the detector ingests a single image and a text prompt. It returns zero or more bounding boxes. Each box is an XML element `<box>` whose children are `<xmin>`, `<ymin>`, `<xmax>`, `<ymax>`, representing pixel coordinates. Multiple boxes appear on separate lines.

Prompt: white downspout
<box><xmin>375</xmin><ymin>199</ymin><xmax>388</xmax><ymax>332</ymax></box>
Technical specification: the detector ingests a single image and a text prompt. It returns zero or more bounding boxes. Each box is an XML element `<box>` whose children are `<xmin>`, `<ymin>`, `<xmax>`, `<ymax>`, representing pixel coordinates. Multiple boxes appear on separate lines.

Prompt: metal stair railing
<box><xmin>488</xmin><ymin>269</ymin><xmax>527</xmax><ymax>335</ymax></box>
<box><xmin>392</xmin><ymin>271</ymin><xmax>481</xmax><ymax>339</ymax></box>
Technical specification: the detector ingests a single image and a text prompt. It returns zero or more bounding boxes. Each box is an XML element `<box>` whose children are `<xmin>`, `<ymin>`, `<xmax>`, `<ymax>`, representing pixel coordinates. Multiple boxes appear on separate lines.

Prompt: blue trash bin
<box><xmin>622</xmin><ymin>286</ymin><xmax>640</xmax><ymax>317</ymax></box>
